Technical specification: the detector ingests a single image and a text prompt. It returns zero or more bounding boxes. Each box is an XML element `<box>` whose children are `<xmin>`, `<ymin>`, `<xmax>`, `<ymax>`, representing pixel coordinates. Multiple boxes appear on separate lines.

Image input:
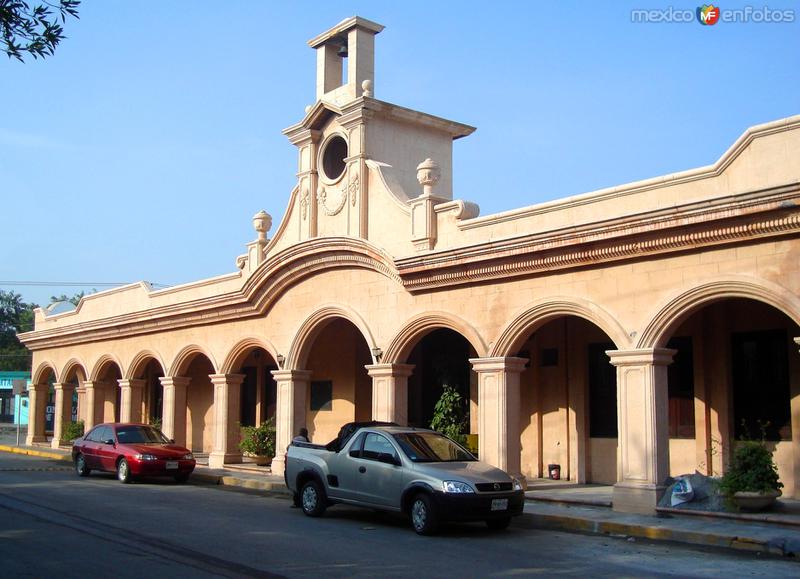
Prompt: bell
<box><xmin>337</xmin><ymin>42</ymin><xmax>348</xmax><ymax>58</ymax></box>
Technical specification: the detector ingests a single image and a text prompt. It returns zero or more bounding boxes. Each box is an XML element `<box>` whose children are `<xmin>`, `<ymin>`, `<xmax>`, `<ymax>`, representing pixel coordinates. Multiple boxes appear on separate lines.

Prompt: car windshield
<box><xmin>392</xmin><ymin>432</ymin><xmax>476</xmax><ymax>462</ymax></box>
<box><xmin>115</xmin><ymin>425</ymin><xmax>170</xmax><ymax>445</ymax></box>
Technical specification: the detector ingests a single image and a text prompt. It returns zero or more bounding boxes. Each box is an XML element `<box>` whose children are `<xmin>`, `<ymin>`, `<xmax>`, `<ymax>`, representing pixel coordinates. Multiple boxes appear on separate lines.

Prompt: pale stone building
<box><xmin>19</xmin><ymin>17</ymin><xmax>800</xmax><ymax>514</ymax></box>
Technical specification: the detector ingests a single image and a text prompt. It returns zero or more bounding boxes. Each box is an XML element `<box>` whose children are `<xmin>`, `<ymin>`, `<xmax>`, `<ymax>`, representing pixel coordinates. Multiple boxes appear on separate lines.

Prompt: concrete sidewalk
<box><xmin>2</xmin><ymin>442</ymin><xmax>799</xmax><ymax>559</ymax></box>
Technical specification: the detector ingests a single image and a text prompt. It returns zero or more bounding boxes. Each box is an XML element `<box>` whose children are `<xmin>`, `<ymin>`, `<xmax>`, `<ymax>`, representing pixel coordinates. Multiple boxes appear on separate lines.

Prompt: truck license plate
<box><xmin>166</xmin><ymin>461</ymin><xmax>178</xmax><ymax>470</ymax></box>
<box><xmin>491</xmin><ymin>498</ymin><xmax>508</xmax><ymax>511</ymax></box>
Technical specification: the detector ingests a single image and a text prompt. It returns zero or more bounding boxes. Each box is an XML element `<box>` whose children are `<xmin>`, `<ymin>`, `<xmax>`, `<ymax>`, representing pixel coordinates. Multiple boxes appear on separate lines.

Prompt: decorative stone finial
<box><xmin>416</xmin><ymin>158</ymin><xmax>441</xmax><ymax>196</ymax></box>
<box><xmin>252</xmin><ymin>210</ymin><xmax>272</xmax><ymax>241</ymax></box>
<box><xmin>361</xmin><ymin>79</ymin><xmax>373</xmax><ymax>98</ymax></box>
<box><xmin>304</xmin><ymin>105</ymin><xmax>312</xmax><ymax>114</ymax></box>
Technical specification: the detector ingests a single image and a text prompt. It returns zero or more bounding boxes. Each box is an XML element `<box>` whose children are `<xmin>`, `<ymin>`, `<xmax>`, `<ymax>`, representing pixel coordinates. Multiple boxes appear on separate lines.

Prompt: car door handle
<box><xmin>359</xmin><ymin>466</ymin><xmax>366</xmax><ymax>473</ymax></box>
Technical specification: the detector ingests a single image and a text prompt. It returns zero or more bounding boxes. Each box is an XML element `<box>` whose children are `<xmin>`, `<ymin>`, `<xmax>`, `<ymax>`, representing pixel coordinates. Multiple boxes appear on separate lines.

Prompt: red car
<box><xmin>72</xmin><ymin>423</ymin><xmax>196</xmax><ymax>483</ymax></box>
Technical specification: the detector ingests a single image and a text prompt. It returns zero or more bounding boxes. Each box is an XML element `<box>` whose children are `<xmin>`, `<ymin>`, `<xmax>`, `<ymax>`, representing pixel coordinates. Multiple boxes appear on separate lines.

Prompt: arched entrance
<box><xmin>91</xmin><ymin>358</ymin><xmax>122</xmax><ymax>424</ymax></box>
<box><xmin>300</xmin><ymin>318</ymin><xmax>373</xmax><ymax>443</ymax></box>
<box><xmin>405</xmin><ymin>328</ymin><xmax>477</xmax><ymax>445</ymax></box>
<box><xmin>224</xmin><ymin>344</ymin><xmax>279</xmax><ymax>430</ymax></box>
<box><xmin>512</xmin><ymin>316</ymin><xmax>620</xmax><ymax>484</ymax></box>
<box><xmin>179</xmin><ymin>353</ymin><xmax>215</xmax><ymax>454</ymax></box>
<box><xmin>129</xmin><ymin>355</ymin><xmax>165</xmax><ymax>427</ymax></box>
<box><xmin>26</xmin><ymin>363</ymin><xmax>56</xmax><ymax>444</ymax></box>
<box><xmin>657</xmin><ymin>297</ymin><xmax>800</xmax><ymax>497</ymax></box>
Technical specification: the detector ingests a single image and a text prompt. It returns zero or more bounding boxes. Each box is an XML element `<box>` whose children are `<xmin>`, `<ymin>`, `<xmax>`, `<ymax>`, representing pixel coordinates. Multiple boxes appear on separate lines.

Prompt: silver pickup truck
<box><xmin>285</xmin><ymin>422</ymin><xmax>525</xmax><ymax>534</ymax></box>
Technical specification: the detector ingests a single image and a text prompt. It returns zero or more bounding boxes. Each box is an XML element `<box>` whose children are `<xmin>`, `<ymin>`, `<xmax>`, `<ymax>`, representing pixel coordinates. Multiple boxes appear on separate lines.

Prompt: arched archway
<box><xmin>128</xmin><ymin>352</ymin><xmax>166</xmax><ymax>427</ymax></box>
<box><xmin>90</xmin><ymin>356</ymin><xmax>122</xmax><ymax>424</ymax></box>
<box><xmin>384</xmin><ymin>312</ymin><xmax>488</xmax><ymax>365</ymax></box>
<box><xmin>177</xmin><ymin>351</ymin><xmax>216</xmax><ymax>455</ymax></box>
<box><xmin>26</xmin><ymin>362</ymin><xmax>57</xmax><ymax>444</ymax></box>
<box><xmin>223</xmin><ymin>339</ymin><xmax>279</xmax><ymax>435</ymax></box>
<box><xmin>59</xmin><ymin>359</ymin><xmax>86</xmax><ymax>433</ymax></box>
<box><xmin>503</xmin><ymin>312</ymin><xmax>622</xmax><ymax>485</ymax></box>
<box><xmin>289</xmin><ymin>314</ymin><xmax>374</xmax><ymax>443</ymax></box>
<box><xmin>647</xmin><ymin>293</ymin><xmax>800</xmax><ymax>498</ymax></box>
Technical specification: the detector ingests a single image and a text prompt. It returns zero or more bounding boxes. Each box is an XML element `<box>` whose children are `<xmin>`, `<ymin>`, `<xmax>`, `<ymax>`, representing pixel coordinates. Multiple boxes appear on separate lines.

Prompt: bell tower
<box><xmin>282</xmin><ymin>17</ymin><xmax>475</xmax><ymax>248</ymax></box>
<box><xmin>308</xmin><ymin>16</ymin><xmax>384</xmax><ymax>106</ymax></box>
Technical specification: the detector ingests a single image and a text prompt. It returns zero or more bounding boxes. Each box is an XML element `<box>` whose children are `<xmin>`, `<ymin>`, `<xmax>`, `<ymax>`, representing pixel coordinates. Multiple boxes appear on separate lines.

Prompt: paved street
<box><xmin>0</xmin><ymin>453</ymin><xmax>798</xmax><ymax>578</ymax></box>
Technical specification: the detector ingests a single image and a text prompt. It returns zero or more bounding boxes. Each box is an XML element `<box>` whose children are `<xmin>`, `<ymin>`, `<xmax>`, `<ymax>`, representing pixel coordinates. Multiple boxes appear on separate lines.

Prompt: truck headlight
<box><xmin>442</xmin><ymin>480</ymin><xmax>474</xmax><ymax>493</ymax></box>
<box><xmin>136</xmin><ymin>454</ymin><xmax>157</xmax><ymax>461</ymax></box>
<box><xmin>183</xmin><ymin>453</ymin><xmax>194</xmax><ymax>460</ymax></box>
<box><xmin>512</xmin><ymin>477</ymin><xmax>524</xmax><ymax>491</ymax></box>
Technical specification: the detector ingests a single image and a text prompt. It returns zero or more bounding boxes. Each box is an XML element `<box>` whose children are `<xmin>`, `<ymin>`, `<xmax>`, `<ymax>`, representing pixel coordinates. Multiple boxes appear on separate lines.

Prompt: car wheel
<box><xmin>300</xmin><ymin>480</ymin><xmax>327</xmax><ymax>517</ymax></box>
<box><xmin>410</xmin><ymin>493</ymin><xmax>438</xmax><ymax>535</ymax></box>
<box><xmin>117</xmin><ymin>458</ymin><xmax>132</xmax><ymax>484</ymax></box>
<box><xmin>74</xmin><ymin>453</ymin><xmax>90</xmax><ymax>477</ymax></box>
<box><xmin>174</xmin><ymin>473</ymin><xmax>190</xmax><ymax>483</ymax></box>
<box><xmin>486</xmin><ymin>516</ymin><xmax>511</xmax><ymax>531</ymax></box>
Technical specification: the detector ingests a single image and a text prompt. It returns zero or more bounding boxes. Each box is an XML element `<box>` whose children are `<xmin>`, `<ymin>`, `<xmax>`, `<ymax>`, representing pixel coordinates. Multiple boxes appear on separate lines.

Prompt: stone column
<box><xmin>51</xmin><ymin>382</ymin><xmax>76</xmax><ymax>448</ymax></box>
<box><xmin>118</xmin><ymin>379</ymin><xmax>146</xmax><ymax>423</ymax></box>
<box><xmin>25</xmin><ymin>383</ymin><xmax>49</xmax><ymax>445</ymax></box>
<box><xmin>208</xmin><ymin>374</ymin><xmax>245</xmax><ymax>468</ymax></box>
<box><xmin>607</xmin><ymin>348</ymin><xmax>675</xmax><ymax>514</ymax></box>
<box><xmin>160</xmin><ymin>377</ymin><xmax>190</xmax><ymax>447</ymax></box>
<box><xmin>270</xmin><ymin>369</ymin><xmax>312</xmax><ymax>477</ymax></box>
<box><xmin>76</xmin><ymin>384</ymin><xmax>86</xmax><ymax>424</ymax></box>
<box><xmin>366</xmin><ymin>364</ymin><xmax>414</xmax><ymax>424</ymax></box>
<box><xmin>81</xmin><ymin>381</ymin><xmax>104</xmax><ymax>431</ymax></box>
<box><xmin>469</xmin><ymin>357</ymin><xmax>528</xmax><ymax>483</ymax></box>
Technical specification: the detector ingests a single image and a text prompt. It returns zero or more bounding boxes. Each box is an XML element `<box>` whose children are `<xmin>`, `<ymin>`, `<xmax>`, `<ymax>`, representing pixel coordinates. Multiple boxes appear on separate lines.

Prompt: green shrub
<box><xmin>62</xmin><ymin>420</ymin><xmax>84</xmax><ymax>441</ymax></box>
<box><xmin>430</xmin><ymin>384</ymin><xmax>467</xmax><ymax>445</ymax></box>
<box><xmin>239</xmin><ymin>418</ymin><xmax>276</xmax><ymax>457</ymax></box>
<box><xmin>718</xmin><ymin>440</ymin><xmax>783</xmax><ymax>495</ymax></box>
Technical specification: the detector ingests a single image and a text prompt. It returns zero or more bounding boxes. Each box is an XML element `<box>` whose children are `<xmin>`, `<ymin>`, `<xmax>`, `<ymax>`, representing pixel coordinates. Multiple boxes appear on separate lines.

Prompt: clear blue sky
<box><xmin>2</xmin><ymin>1</ymin><xmax>798</xmax><ymax>307</ymax></box>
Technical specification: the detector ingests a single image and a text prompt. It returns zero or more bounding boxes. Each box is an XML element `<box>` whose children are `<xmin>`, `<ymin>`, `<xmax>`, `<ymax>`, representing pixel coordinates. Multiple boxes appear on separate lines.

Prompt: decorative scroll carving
<box><xmin>317</xmin><ymin>184</ymin><xmax>348</xmax><ymax>216</ymax></box>
<box><xmin>300</xmin><ymin>186</ymin><xmax>309</xmax><ymax>220</ymax></box>
<box><xmin>349</xmin><ymin>173</ymin><xmax>359</xmax><ymax>206</ymax></box>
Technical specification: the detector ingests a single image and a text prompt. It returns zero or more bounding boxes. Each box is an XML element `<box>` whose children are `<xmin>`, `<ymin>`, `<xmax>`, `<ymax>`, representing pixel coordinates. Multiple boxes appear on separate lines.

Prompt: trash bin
<box><xmin>548</xmin><ymin>464</ymin><xmax>561</xmax><ymax>480</ymax></box>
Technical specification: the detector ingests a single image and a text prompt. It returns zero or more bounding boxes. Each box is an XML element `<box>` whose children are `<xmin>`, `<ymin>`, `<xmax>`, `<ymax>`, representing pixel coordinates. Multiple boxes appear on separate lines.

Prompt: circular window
<box><xmin>321</xmin><ymin>135</ymin><xmax>348</xmax><ymax>182</ymax></box>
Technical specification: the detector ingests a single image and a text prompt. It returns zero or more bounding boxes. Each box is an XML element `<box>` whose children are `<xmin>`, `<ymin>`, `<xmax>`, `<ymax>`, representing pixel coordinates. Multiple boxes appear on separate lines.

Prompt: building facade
<box><xmin>19</xmin><ymin>18</ymin><xmax>800</xmax><ymax>514</ymax></box>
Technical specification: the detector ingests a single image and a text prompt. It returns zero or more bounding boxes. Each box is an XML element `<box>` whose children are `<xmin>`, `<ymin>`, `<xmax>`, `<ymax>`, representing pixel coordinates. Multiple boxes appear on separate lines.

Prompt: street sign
<box><xmin>12</xmin><ymin>379</ymin><xmax>26</xmax><ymax>396</ymax></box>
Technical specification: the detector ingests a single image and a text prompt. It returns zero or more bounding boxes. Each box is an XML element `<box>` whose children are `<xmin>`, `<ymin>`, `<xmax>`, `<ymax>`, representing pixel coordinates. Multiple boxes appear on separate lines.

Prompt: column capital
<box><xmin>794</xmin><ymin>337</ymin><xmax>800</xmax><ymax>352</ymax></box>
<box><xmin>118</xmin><ymin>378</ymin><xmax>146</xmax><ymax>389</ymax></box>
<box><xmin>271</xmin><ymin>369</ymin><xmax>313</xmax><ymax>382</ymax></box>
<box><xmin>365</xmin><ymin>363</ymin><xmax>414</xmax><ymax>378</ymax></box>
<box><xmin>209</xmin><ymin>373</ymin><xmax>246</xmax><ymax>387</ymax></box>
<box><xmin>159</xmin><ymin>376</ymin><xmax>191</xmax><ymax>388</ymax></box>
<box><xmin>53</xmin><ymin>382</ymin><xmax>75</xmax><ymax>391</ymax></box>
<box><xmin>606</xmin><ymin>348</ymin><xmax>676</xmax><ymax>367</ymax></box>
<box><xmin>469</xmin><ymin>356</ymin><xmax>528</xmax><ymax>374</ymax></box>
<box><xmin>29</xmin><ymin>382</ymin><xmax>49</xmax><ymax>392</ymax></box>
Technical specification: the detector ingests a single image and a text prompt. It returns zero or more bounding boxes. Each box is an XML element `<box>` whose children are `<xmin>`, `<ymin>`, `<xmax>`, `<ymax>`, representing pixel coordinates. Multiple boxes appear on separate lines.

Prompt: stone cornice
<box><xmin>19</xmin><ymin>238</ymin><xmax>401</xmax><ymax>351</ymax></box>
<box><xmin>397</xmin><ymin>183</ymin><xmax>800</xmax><ymax>292</ymax></box>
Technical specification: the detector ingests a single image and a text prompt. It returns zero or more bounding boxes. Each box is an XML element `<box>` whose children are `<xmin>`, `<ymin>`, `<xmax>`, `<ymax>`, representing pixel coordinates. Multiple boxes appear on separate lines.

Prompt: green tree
<box><xmin>1</xmin><ymin>0</ymin><xmax>80</xmax><ymax>62</ymax></box>
<box><xmin>50</xmin><ymin>290</ymin><xmax>90</xmax><ymax>306</ymax></box>
<box><xmin>0</xmin><ymin>290</ymin><xmax>37</xmax><ymax>371</ymax></box>
<box><xmin>430</xmin><ymin>384</ymin><xmax>468</xmax><ymax>445</ymax></box>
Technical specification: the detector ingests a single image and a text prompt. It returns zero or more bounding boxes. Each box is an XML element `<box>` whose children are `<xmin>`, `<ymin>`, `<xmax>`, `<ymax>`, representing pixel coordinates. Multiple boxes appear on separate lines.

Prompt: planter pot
<box><xmin>732</xmin><ymin>489</ymin><xmax>782</xmax><ymax>512</ymax></box>
<box><xmin>243</xmin><ymin>453</ymin><xmax>273</xmax><ymax>466</ymax></box>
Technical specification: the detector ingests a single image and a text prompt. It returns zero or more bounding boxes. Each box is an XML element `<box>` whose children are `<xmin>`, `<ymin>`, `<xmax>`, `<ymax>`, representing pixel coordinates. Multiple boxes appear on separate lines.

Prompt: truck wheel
<box><xmin>410</xmin><ymin>493</ymin><xmax>438</xmax><ymax>535</ymax></box>
<box><xmin>301</xmin><ymin>480</ymin><xmax>327</xmax><ymax>517</ymax></box>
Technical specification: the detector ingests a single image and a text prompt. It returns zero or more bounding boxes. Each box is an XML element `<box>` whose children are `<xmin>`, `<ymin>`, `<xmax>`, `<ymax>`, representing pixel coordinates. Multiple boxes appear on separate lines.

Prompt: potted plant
<box><xmin>239</xmin><ymin>418</ymin><xmax>276</xmax><ymax>466</ymax></box>
<box><xmin>718</xmin><ymin>438</ymin><xmax>783</xmax><ymax>511</ymax></box>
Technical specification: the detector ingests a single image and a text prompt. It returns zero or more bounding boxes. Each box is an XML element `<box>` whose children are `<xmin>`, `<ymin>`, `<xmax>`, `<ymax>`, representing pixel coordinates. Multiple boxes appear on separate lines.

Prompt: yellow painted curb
<box><xmin>0</xmin><ymin>444</ymin><xmax>71</xmax><ymax>461</ymax></box>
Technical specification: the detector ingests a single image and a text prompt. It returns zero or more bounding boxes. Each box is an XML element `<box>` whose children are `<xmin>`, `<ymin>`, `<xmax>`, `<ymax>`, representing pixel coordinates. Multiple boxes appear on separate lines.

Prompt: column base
<box><xmin>208</xmin><ymin>452</ymin><xmax>243</xmax><ymax>469</ymax></box>
<box><xmin>26</xmin><ymin>435</ymin><xmax>47</xmax><ymax>446</ymax></box>
<box><xmin>51</xmin><ymin>439</ymin><xmax>67</xmax><ymax>449</ymax></box>
<box><xmin>612</xmin><ymin>482</ymin><xmax>667</xmax><ymax>515</ymax></box>
<box><xmin>270</xmin><ymin>452</ymin><xmax>286</xmax><ymax>477</ymax></box>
